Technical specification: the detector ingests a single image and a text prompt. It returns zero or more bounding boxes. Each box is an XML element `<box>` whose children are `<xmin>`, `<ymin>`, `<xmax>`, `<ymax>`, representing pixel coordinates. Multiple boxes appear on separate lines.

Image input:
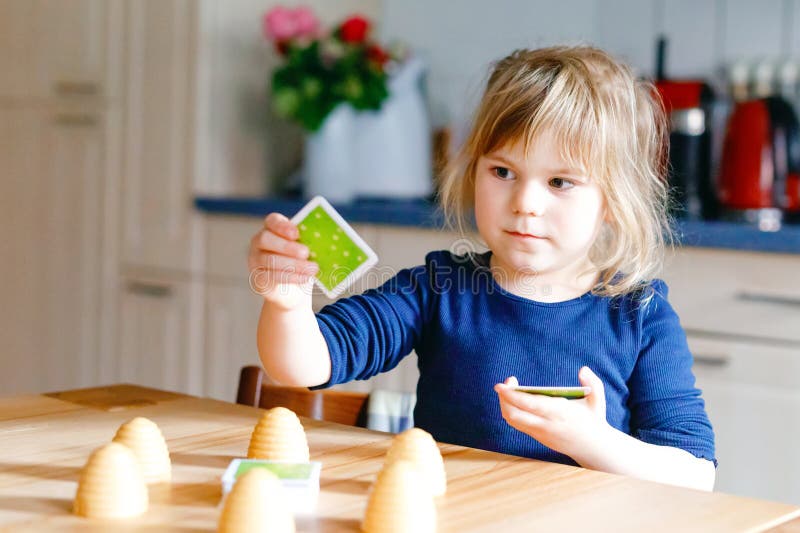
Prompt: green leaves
<box><xmin>270</xmin><ymin>37</ymin><xmax>389</xmax><ymax>131</ymax></box>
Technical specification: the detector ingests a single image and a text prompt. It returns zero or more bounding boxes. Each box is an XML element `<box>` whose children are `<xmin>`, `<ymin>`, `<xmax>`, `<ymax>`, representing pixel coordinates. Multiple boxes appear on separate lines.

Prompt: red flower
<box><xmin>339</xmin><ymin>15</ymin><xmax>369</xmax><ymax>43</ymax></box>
<box><xmin>366</xmin><ymin>44</ymin><xmax>389</xmax><ymax>66</ymax></box>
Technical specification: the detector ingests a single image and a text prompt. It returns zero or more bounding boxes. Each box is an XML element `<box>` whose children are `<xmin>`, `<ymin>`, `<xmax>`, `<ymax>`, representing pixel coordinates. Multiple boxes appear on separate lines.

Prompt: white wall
<box><xmin>379</xmin><ymin>0</ymin><xmax>800</xmax><ymax>128</ymax></box>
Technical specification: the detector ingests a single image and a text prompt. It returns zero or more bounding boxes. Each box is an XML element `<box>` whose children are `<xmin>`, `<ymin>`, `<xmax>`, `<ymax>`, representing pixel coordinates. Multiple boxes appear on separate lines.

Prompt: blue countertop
<box><xmin>195</xmin><ymin>196</ymin><xmax>800</xmax><ymax>255</ymax></box>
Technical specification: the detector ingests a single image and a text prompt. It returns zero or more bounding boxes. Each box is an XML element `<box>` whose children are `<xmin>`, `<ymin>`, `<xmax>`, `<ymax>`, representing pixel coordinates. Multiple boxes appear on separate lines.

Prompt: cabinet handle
<box><xmin>735</xmin><ymin>290</ymin><xmax>800</xmax><ymax>308</ymax></box>
<box><xmin>54</xmin><ymin>80</ymin><xmax>99</xmax><ymax>96</ymax></box>
<box><xmin>693</xmin><ymin>353</ymin><xmax>731</xmax><ymax>367</ymax></box>
<box><xmin>126</xmin><ymin>282</ymin><xmax>172</xmax><ymax>298</ymax></box>
<box><xmin>53</xmin><ymin>114</ymin><xmax>98</xmax><ymax>127</ymax></box>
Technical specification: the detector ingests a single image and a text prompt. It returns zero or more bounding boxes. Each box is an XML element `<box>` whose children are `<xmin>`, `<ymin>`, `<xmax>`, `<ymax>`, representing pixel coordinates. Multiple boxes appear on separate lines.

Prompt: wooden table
<box><xmin>1</xmin><ymin>384</ymin><xmax>798</xmax><ymax>532</ymax></box>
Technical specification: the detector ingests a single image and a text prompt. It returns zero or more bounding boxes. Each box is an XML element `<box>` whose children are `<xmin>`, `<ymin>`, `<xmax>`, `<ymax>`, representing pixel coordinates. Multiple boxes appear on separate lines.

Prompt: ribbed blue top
<box><xmin>314</xmin><ymin>250</ymin><xmax>716</xmax><ymax>466</ymax></box>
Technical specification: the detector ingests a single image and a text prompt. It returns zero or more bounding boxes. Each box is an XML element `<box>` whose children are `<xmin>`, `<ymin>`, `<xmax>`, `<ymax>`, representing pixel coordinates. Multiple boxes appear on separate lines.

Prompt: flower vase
<box><xmin>353</xmin><ymin>56</ymin><xmax>433</xmax><ymax>198</ymax></box>
<box><xmin>303</xmin><ymin>104</ymin><xmax>356</xmax><ymax>203</ymax></box>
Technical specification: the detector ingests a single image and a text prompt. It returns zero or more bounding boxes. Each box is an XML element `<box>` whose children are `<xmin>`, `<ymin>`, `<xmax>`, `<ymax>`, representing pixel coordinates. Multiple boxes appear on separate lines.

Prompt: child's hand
<box><xmin>247</xmin><ymin>212</ymin><xmax>319</xmax><ymax>309</ymax></box>
<box><xmin>494</xmin><ymin>367</ymin><xmax>611</xmax><ymax>461</ymax></box>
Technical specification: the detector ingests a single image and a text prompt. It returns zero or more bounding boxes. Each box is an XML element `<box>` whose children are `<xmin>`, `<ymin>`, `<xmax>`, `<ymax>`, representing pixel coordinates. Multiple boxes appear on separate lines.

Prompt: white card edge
<box><xmin>290</xmin><ymin>196</ymin><xmax>379</xmax><ymax>299</ymax></box>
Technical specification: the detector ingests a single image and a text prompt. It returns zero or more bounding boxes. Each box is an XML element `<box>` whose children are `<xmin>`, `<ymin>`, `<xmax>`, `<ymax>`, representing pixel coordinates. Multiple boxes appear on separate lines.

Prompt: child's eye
<box><xmin>492</xmin><ymin>166</ymin><xmax>515</xmax><ymax>180</ymax></box>
<box><xmin>550</xmin><ymin>177</ymin><xmax>575</xmax><ymax>190</ymax></box>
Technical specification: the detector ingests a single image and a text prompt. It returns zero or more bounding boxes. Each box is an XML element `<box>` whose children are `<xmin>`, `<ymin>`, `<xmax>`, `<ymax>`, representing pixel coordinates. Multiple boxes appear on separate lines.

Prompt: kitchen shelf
<box><xmin>194</xmin><ymin>196</ymin><xmax>800</xmax><ymax>254</ymax></box>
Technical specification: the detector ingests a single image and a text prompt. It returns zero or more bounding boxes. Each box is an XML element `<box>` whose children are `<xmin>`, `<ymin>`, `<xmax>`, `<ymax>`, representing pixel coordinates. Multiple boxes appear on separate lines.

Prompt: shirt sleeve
<box><xmin>310</xmin><ymin>256</ymin><xmax>435</xmax><ymax>389</ymax></box>
<box><xmin>627</xmin><ymin>279</ymin><xmax>717</xmax><ymax>466</ymax></box>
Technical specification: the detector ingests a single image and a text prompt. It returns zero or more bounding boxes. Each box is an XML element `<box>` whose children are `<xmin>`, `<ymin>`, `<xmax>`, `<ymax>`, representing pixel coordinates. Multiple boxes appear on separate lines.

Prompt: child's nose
<box><xmin>511</xmin><ymin>180</ymin><xmax>548</xmax><ymax>216</ymax></box>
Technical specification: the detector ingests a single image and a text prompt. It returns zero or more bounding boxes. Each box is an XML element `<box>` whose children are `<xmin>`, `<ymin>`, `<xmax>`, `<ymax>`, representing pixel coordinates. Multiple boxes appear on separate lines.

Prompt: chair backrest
<box><xmin>236</xmin><ymin>366</ymin><xmax>369</xmax><ymax>427</ymax></box>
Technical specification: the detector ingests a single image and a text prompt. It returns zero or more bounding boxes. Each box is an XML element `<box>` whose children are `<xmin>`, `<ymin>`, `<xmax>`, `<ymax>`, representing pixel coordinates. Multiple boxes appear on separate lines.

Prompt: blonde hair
<box><xmin>438</xmin><ymin>45</ymin><xmax>674</xmax><ymax>300</ymax></box>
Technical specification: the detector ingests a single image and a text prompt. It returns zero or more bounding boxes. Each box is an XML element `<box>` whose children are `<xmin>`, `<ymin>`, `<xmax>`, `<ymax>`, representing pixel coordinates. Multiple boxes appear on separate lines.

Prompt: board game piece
<box><xmin>247</xmin><ymin>407</ymin><xmax>310</xmax><ymax>462</ymax></box>
<box><xmin>73</xmin><ymin>442</ymin><xmax>148</xmax><ymax>519</ymax></box>
<box><xmin>362</xmin><ymin>460</ymin><xmax>436</xmax><ymax>533</ymax></box>
<box><xmin>218</xmin><ymin>468</ymin><xmax>295</xmax><ymax>533</ymax></box>
<box><xmin>112</xmin><ymin>417</ymin><xmax>171</xmax><ymax>483</ymax></box>
<box><xmin>385</xmin><ymin>428</ymin><xmax>446</xmax><ymax>496</ymax></box>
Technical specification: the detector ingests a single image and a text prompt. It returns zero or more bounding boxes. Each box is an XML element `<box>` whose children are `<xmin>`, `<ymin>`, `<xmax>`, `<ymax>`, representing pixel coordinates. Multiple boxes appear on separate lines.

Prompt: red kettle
<box><xmin>718</xmin><ymin>96</ymin><xmax>800</xmax><ymax>213</ymax></box>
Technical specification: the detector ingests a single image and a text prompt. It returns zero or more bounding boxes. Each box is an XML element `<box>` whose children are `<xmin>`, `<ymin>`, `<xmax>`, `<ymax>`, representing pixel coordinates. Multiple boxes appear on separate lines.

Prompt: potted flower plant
<box><xmin>263</xmin><ymin>6</ymin><xmax>432</xmax><ymax>202</ymax></box>
<box><xmin>263</xmin><ymin>7</ymin><xmax>391</xmax><ymax>131</ymax></box>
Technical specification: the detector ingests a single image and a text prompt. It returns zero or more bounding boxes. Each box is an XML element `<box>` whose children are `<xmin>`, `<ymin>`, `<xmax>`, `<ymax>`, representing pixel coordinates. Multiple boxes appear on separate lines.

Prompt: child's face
<box><xmin>474</xmin><ymin>133</ymin><xmax>606</xmax><ymax>284</ymax></box>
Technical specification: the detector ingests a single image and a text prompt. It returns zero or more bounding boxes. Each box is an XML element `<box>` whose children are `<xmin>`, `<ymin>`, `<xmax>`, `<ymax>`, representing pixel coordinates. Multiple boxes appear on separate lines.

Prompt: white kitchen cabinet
<box><xmin>0</xmin><ymin>108</ymin><xmax>38</xmax><ymax>394</ymax></box>
<box><xmin>117</xmin><ymin>274</ymin><xmax>204</xmax><ymax>396</ymax></box>
<box><xmin>0</xmin><ymin>107</ymin><xmax>109</xmax><ymax>394</ymax></box>
<box><xmin>688</xmin><ymin>335</ymin><xmax>800</xmax><ymax>504</ymax></box>
<box><xmin>32</xmin><ymin>0</ymin><xmax>110</xmax><ymax>102</ymax></box>
<box><xmin>0</xmin><ymin>0</ymin><xmax>112</xmax><ymax>102</ymax></box>
<box><xmin>203</xmin><ymin>283</ymin><xmax>264</xmax><ymax>402</ymax></box>
<box><xmin>0</xmin><ymin>1</ymin><xmax>36</xmax><ymax>100</ymax></box>
<box><xmin>119</xmin><ymin>0</ymin><xmax>203</xmax><ymax>273</ymax></box>
<box><xmin>0</xmin><ymin>0</ymin><xmax>123</xmax><ymax>395</ymax></box>
<box><xmin>663</xmin><ymin>248</ymin><xmax>800</xmax><ymax>344</ymax></box>
<box><xmin>663</xmin><ymin>249</ymin><xmax>800</xmax><ymax>504</ymax></box>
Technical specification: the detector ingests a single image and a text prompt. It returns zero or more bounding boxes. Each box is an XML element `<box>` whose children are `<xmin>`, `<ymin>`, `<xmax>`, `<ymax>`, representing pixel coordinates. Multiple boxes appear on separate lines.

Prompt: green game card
<box><xmin>235</xmin><ymin>460</ymin><xmax>314</xmax><ymax>481</ymax></box>
<box><xmin>513</xmin><ymin>386</ymin><xmax>591</xmax><ymax>399</ymax></box>
<box><xmin>291</xmin><ymin>196</ymin><xmax>378</xmax><ymax>298</ymax></box>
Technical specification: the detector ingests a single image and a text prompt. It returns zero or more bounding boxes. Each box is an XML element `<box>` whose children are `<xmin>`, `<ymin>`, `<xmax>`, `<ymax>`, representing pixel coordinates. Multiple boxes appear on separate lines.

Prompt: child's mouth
<box><xmin>505</xmin><ymin>230</ymin><xmax>546</xmax><ymax>240</ymax></box>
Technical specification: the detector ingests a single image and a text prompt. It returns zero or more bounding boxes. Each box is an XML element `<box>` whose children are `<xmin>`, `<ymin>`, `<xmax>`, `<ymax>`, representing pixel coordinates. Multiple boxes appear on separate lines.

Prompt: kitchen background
<box><xmin>2</xmin><ymin>0</ymin><xmax>800</xmax><ymax>507</ymax></box>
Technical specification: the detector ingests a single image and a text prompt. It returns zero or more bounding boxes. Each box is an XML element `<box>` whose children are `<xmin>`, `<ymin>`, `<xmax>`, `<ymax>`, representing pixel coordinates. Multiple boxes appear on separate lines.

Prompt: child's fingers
<box><xmin>263</xmin><ymin>212</ymin><xmax>299</xmax><ymax>240</ymax></box>
<box><xmin>250</xmin><ymin>252</ymin><xmax>318</xmax><ymax>276</ymax></box>
<box><xmin>252</xmin><ymin>229</ymin><xmax>310</xmax><ymax>259</ymax></box>
<box><xmin>579</xmin><ymin>366</ymin><xmax>606</xmax><ymax>415</ymax></box>
<box><xmin>495</xmin><ymin>385</ymin><xmax>564</xmax><ymax>420</ymax></box>
<box><xmin>492</xmin><ymin>376</ymin><xmax>518</xmax><ymax>390</ymax></box>
<box><xmin>497</xmin><ymin>395</ymin><xmax>546</xmax><ymax>431</ymax></box>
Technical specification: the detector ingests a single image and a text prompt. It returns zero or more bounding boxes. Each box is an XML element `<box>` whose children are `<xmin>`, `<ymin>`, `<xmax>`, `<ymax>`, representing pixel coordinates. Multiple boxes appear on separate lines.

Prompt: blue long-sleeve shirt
<box><xmin>314</xmin><ymin>250</ymin><xmax>716</xmax><ymax>466</ymax></box>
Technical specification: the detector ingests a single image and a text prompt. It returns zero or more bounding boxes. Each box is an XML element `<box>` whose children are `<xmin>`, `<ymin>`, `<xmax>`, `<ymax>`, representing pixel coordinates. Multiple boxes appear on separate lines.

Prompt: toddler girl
<box><xmin>248</xmin><ymin>46</ymin><xmax>716</xmax><ymax>491</ymax></box>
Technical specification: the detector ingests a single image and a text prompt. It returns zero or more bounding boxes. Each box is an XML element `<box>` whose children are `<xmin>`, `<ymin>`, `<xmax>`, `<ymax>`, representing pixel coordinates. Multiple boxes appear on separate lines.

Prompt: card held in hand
<box><xmin>512</xmin><ymin>386</ymin><xmax>591</xmax><ymax>399</ymax></box>
<box><xmin>290</xmin><ymin>196</ymin><xmax>378</xmax><ymax>298</ymax></box>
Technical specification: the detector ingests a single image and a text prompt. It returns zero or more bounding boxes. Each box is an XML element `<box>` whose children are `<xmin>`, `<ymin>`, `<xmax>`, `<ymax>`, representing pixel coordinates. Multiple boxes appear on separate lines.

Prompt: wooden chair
<box><xmin>236</xmin><ymin>365</ymin><xmax>369</xmax><ymax>427</ymax></box>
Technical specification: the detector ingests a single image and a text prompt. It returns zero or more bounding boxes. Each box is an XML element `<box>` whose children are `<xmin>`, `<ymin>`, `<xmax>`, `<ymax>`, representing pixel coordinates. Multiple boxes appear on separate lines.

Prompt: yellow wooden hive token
<box><xmin>385</xmin><ymin>428</ymin><xmax>446</xmax><ymax>496</ymax></box>
<box><xmin>73</xmin><ymin>442</ymin><xmax>148</xmax><ymax>519</ymax></box>
<box><xmin>247</xmin><ymin>407</ymin><xmax>310</xmax><ymax>462</ymax></box>
<box><xmin>218</xmin><ymin>468</ymin><xmax>295</xmax><ymax>533</ymax></box>
<box><xmin>112</xmin><ymin>416</ymin><xmax>172</xmax><ymax>483</ymax></box>
<box><xmin>362</xmin><ymin>460</ymin><xmax>436</xmax><ymax>533</ymax></box>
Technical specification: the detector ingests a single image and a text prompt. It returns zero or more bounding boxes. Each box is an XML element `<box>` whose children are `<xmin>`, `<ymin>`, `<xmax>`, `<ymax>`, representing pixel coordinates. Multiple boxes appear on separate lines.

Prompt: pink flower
<box><xmin>262</xmin><ymin>5</ymin><xmax>319</xmax><ymax>43</ymax></box>
<box><xmin>263</xmin><ymin>6</ymin><xmax>294</xmax><ymax>42</ymax></box>
<box><xmin>293</xmin><ymin>7</ymin><xmax>319</xmax><ymax>37</ymax></box>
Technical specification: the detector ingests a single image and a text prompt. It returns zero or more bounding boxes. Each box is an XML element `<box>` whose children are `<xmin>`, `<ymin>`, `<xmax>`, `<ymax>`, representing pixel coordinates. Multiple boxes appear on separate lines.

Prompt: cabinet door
<box><xmin>120</xmin><ymin>0</ymin><xmax>199</xmax><ymax>271</ymax></box>
<box><xmin>204</xmin><ymin>284</ymin><xmax>264</xmax><ymax>402</ymax></box>
<box><xmin>0</xmin><ymin>1</ymin><xmax>35</xmax><ymax>100</ymax></box>
<box><xmin>697</xmin><ymin>378</ymin><xmax>800</xmax><ymax>505</ymax></box>
<box><xmin>0</xmin><ymin>108</ymin><xmax>105</xmax><ymax>394</ymax></box>
<box><xmin>688</xmin><ymin>335</ymin><xmax>800</xmax><ymax>504</ymax></box>
<box><xmin>32</xmin><ymin>0</ymin><xmax>108</xmax><ymax>101</ymax></box>
<box><xmin>0</xmin><ymin>0</ymin><xmax>109</xmax><ymax>101</ymax></box>
<box><xmin>0</xmin><ymin>108</ymin><xmax>43</xmax><ymax>393</ymax></box>
<box><xmin>663</xmin><ymin>248</ymin><xmax>800</xmax><ymax>344</ymax></box>
<box><xmin>118</xmin><ymin>277</ymin><xmax>203</xmax><ymax>395</ymax></box>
